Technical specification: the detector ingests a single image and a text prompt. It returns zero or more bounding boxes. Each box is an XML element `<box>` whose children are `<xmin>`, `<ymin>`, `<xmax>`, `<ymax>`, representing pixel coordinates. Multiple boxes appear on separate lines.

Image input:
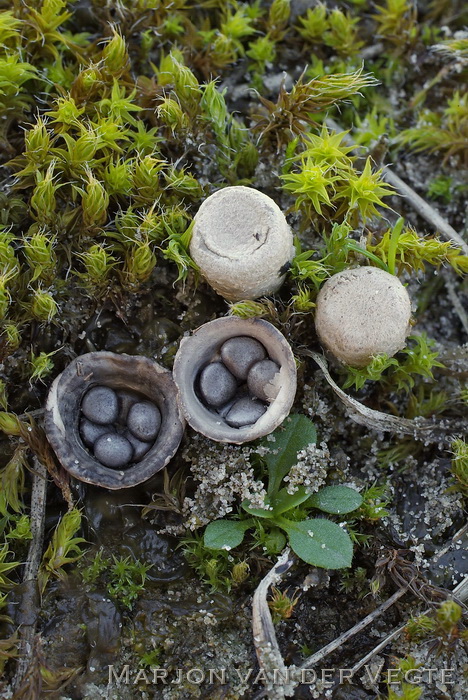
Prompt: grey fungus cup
<box><xmin>314</xmin><ymin>267</ymin><xmax>412</xmax><ymax>368</ymax></box>
<box><xmin>173</xmin><ymin>317</ymin><xmax>297</xmax><ymax>444</ymax></box>
<box><xmin>44</xmin><ymin>351</ymin><xmax>185</xmax><ymax>489</ymax></box>
<box><xmin>190</xmin><ymin>186</ymin><xmax>295</xmax><ymax>301</ymax></box>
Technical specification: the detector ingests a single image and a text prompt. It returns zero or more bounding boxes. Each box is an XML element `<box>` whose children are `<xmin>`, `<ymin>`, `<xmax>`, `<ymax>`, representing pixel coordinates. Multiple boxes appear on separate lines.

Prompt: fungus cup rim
<box><xmin>173</xmin><ymin>317</ymin><xmax>297</xmax><ymax>444</ymax></box>
<box><xmin>44</xmin><ymin>351</ymin><xmax>186</xmax><ymax>489</ymax></box>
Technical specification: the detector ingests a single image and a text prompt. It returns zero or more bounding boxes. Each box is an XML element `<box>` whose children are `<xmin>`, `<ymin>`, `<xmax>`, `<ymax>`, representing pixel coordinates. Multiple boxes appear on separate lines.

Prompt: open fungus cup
<box><xmin>173</xmin><ymin>317</ymin><xmax>297</xmax><ymax>444</ymax></box>
<box><xmin>45</xmin><ymin>351</ymin><xmax>185</xmax><ymax>489</ymax></box>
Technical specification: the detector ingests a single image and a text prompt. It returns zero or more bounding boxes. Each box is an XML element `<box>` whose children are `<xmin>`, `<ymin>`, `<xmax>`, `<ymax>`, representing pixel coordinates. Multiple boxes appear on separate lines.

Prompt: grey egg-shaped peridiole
<box><xmin>44</xmin><ymin>352</ymin><xmax>185</xmax><ymax>489</ymax></box>
<box><xmin>190</xmin><ymin>186</ymin><xmax>295</xmax><ymax>301</ymax></box>
<box><xmin>173</xmin><ymin>317</ymin><xmax>297</xmax><ymax>444</ymax></box>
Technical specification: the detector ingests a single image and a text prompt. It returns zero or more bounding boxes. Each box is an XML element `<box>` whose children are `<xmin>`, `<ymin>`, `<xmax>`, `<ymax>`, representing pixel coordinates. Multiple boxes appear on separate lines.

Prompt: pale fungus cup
<box><xmin>190</xmin><ymin>186</ymin><xmax>295</xmax><ymax>301</ymax></box>
<box><xmin>314</xmin><ymin>267</ymin><xmax>412</xmax><ymax>368</ymax></box>
<box><xmin>44</xmin><ymin>351</ymin><xmax>185</xmax><ymax>489</ymax></box>
<box><xmin>173</xmin><ymin>317</ymin><xmax>297</xmax><ymax>444</ymax></box>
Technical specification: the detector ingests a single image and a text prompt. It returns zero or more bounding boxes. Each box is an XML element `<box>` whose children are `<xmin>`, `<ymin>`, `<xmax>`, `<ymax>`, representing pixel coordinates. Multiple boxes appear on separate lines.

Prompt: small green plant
<box><xmin>343</xmin><ymin>353</ymin><xmax>399</xmax><ymax>390</ymax></box>
<box><xmin>38</xmin><ymin>508</ymin><xmax>87</xmax><ymax>594</ymax></box>
<box><xmin>81</xmin><ymin>549</ymin><xmax>152</xmax><ymax>609</ymax></box>
<box><xmin>268</xmin><ymin>586</ymin><xmax>301</xmax><ymax>623</ymax></box>
<box><xmin>282</xmin><ymin>129</ymin><xmax>395</xmax><ymax>226</ymax></box>
<box><xmin>383</xmin><ymin>656</ymin><xmax>424</xmax><ymax>697</ymax></box>
<box><xmin>0</xmin><ymin>445</ymin><xmax>27</xmax><ymax>516</ymax></box>
<box><xmin>107</xmin><ymin>555</ymin><xmax>152</xmax><ymax>610</ymax></box>
<box><xmin>291</xmin><ymin>221</ymin><xmax>388</xmax><ymax>293</ymax></box>
<box><xmin>341</xmin><ymin>334</ymin><xmax>444</xmax><ymax>393</ymax></box>
<box><xmin>139</xmin><ymin>648</ymin><xmax>162</xmax><ymax>669</ymax></box>
<box><xmin>369</xmin><ymin>220</ymin><xmax>468</xmax><ymax>275</ymax></box>
<box><xmin>181</xmin><ymin>533</ymin><xmax>234</xmax><ymax>591</ymax></box>
<box><xmin>355</xmin><ymin>483</ymin><xmax>391</xmax><ymax>521</ymax></box>
<box><xmin>405</xmin><ymin>600</ymin><xmax>468</xmax><ymax>654</ymax></box>
<box><xmin>297</xmin><ymin>4</ymin><xmax>363</xmax><ymax>56</ymax></box>
<box><xmin>397</xmin><ymin>92</ymin><xmax>468</xmax><ymax>163</ymax></box>
<box><xmin>339</xmin><ymin>566</ymin><xmax>369</xmax><ymax>597</ymax></box>
<box><xmin>81</xmin><ymin>548</ymin><xmax>109</xmax><ymax>584</ymax></box>
<box><xmin>391</xmin><ymin>334</ymin><xmax>445</xmax><ymax>392</ymax></box>
<box><xmin>386</xmin><ymin>682</ymin><xmax>422</xmax><ymax>700</ymax></box>
<box><xmin>373</xmin><ymin>0</ymin><xmax>418</xmax><ymax>46</ymax></box>
<box><xmin>336</xmin><ymin>158</ymin><xmax>395</xmax><ymax>222</ymax></box>
<box><xmin>406</xmin><ymin>386</ymin><xmax>448</xmax><ymax>419</ymax></box>
<box><xmin>426</xmin><ymin>175</ymin><xmax>453</xmax><ymax>203</ymax></box>
<box><xmin>253</xmin><ymin>67</ymin><xmax>377</xmax><ymax>146</ymax></box>
<box><xmin>345</xmin><ymin>483</ymin><xmax>391</xmax><ymax>546</ymax></box>
<box><xmin>0</xmin><ymin>542</ymin><xmax>19</xmax><ymax>590</ymax></box>
<box><xmin>29</xmin><ymin>350</ymin><xmax>57</xmax><ymax>384</ymax></box>
<box><xmin>450</xmin><ymin>439</ymin><xmax>468</xmax><ymax>498</ymax></box>
<box><xmin>204</xmin><ymin>415</ymin><xmax>362</xmax><ymax>570</ymax></box>
<box><xmin>5</xmin><ymin>514</ymin><xmax>32</xmax><ymax>541</ymax></box>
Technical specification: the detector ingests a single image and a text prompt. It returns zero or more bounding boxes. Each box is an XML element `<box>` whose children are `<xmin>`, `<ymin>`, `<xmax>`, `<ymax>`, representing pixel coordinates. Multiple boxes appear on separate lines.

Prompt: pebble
<box><xmin>225</xmin><ymin>396</ymin><xmax>267</xmax><ymax>428</ymax></box>
<box><xmin>220</xmin><ymin>336</ymin><xmax>266</xmax><ymax>380</ymax></box>
<box><xmin>123</xmin><ymin>430</ymin><xmax>153</xmax><ymax>461</ymax></box>
<box><xmin>94</xmin><ymin>433</ymin><xmax>134</xmax><ymax>468</ymax></box>
<box><xmin>79</xmin><ymin>418</ymin><xmax>113</xmax><ymax>448</ymax></box>
<box><xmin>199</xmin><ymin>362</ymin><xmax>238</xmax><ymax>407</ymax></box>
<box><xmin>127</xmin><ymin>401</ymin><xmax>161</xmax><ymax>442</ymax></box>
<box><xmin>81</xmin><ymin>385</ymin><xmax>119</xmax><ymax>425</ymax></box>
<box><xmin>117</xmin><ymin>389</ymin><xmax>141</xmax><ymax>424</ymax></box>
<box><xmin>247</xmin><ymin>359</ymin><xmax>281</xmax><ymax>402</ymax></box>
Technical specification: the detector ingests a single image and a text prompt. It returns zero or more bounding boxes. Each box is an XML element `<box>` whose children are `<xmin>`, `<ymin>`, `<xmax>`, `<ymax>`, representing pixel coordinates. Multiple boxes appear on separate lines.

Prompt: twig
<box><xmin>251</xmin><ymin>549</ymin><xmax>296</xmax><ymax>700</ymax></box>
<box><xmin>17</xmin><ymin>408</ymin><xmax>44</xmax><ymax>422</ymax></box>
<box><xmin>347</xmin><ymin>572</ymin><xmax>468</xmax><ymax>681</ymax></box>
<box><xmin>330</xmin><ymin>529</ymin><xmax>468</xmax><ymax>685</ymax></box>
<box><xmin>297</xmin><ymin>587</ymin><xmax>408</xmax><ymax>670</ymax></box>
<box><xmin>347</xmin><ymin>623</ymin><xmax>406</xmax><ymax>678</ymax></box>
<box><xmin>442</xmin><ymin>271</ymin><xmax>468</xmax><ymax>336</ymax></box>
<box><xmin>13</xmin><ymin>457</ymin><xmax>48</xmax><ymax>692</ymax></box>
<box><xmin>325</xmin><ymin>117</ymin><xmax>468</xmax><ymax>255</ymax></box>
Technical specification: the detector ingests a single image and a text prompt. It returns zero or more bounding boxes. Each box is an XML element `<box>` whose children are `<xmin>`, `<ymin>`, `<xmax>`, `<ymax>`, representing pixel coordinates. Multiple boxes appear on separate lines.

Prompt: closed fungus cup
<box><xmin>44</xmin><ymin>352</ymin><xmax>185</xmax><ymax>489</ymax></box>
<box><xmin>173</xmin><ymin>317</ymin><xmax>297</xmax><ymax>444</ymax></box>
<box><xmin>315</xmin><ymin>267</ymin><xmax>412</xmax><ymax>368</ymax></box>
<box><xmin>190</xmin><ymin>186</ymin><xmax>295</xmax><ymax>301</ymax></box>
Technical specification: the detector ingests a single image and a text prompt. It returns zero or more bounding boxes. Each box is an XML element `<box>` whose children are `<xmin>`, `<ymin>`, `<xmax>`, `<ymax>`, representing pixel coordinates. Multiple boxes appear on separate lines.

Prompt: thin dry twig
<box><xmin>347</xmin><ymin>572</ymin><xmax>468</xmax><ymax>681</ymax></box>
<box><xmin>12</xmin><ymin>457</ymin><xmax>48</xmax><ymax>692</ymax></box>
<box><xmin>442</xmin><ymin>270</ymin><xmax>468</xmax><ymax>336</ymax></box>
<box><xmin>297</xmin><ymin>587</ymin><xmax>408</xmax><ymax>671</ymax></box>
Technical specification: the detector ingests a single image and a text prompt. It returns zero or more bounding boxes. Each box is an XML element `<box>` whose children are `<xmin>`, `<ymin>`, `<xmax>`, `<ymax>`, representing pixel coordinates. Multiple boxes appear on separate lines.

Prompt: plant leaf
<box><xmin>260</xmin><ymin>414</ymin><xmax>317</xmax><ymax>496</ymax></box>
<box><xmin>271</xmin><ymin>486</ymin><xmax>311</xmax><ymax>515</ymax></box>
<box><xmin>308</xmin><ymin>485</ymin><xmax>363</xmax><ymax>514</ymax></box>
<box><xmin>204</xmin><ymin>519</ymin><xmax>252</xmax><ymax>550</ymax></box>
<box><xmin>241</xmin><ymin>497</ymin><xmax>272</xmax><ymax>518</ymax></box>
<box><xmin>279</xmin><ymin>518</ymin><xmax>353</xmax><ymax>569</ymax></box>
